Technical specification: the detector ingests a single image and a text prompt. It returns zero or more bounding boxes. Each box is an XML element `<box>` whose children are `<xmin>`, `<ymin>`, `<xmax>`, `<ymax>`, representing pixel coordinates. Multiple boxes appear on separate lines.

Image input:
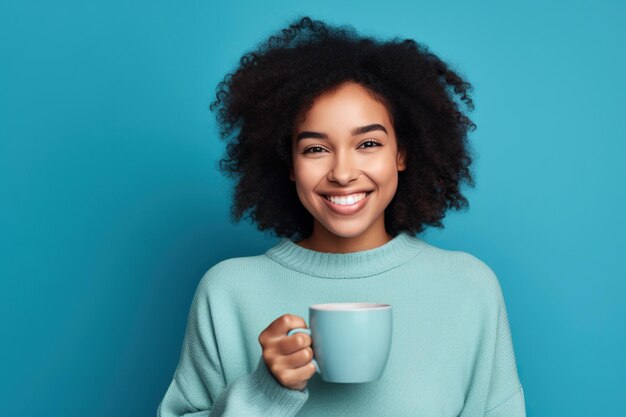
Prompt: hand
<box><xmin>258</xmin><ymin>314</ymin><xmax>317</xmax><ymax>391</ymax></box>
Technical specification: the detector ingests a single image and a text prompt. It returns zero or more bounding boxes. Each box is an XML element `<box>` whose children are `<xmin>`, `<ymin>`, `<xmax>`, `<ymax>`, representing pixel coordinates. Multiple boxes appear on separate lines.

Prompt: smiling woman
<box><xmin>158</xmin><ymin>15</ymin><xmax>525</xmax><ymax>417</ymax></box>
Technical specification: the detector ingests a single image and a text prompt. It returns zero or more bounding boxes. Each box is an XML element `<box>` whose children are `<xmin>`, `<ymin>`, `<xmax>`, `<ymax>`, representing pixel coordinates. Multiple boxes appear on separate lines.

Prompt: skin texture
<box><xmin>289</xmin><ymin>81</ymin><xmax>406</xmax><ymax>253</ymax></box>
<box><xmin>259</xmin><ymin>82</ymin><xmax>407</xmax><ymax>392</ymax></box>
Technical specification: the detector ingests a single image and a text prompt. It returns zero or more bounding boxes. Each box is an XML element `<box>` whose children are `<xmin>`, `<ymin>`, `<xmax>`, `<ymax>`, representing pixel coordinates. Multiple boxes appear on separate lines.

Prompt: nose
<box><xmin>327</xmin><ymin>151</ymin><xmax>360</xmax><ymax>184</ymax></box>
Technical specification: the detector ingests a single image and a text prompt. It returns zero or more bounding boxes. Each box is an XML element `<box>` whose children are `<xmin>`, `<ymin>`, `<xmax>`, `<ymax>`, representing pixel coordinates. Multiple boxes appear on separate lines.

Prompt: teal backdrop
<box><xmin>1</xmin><ymin>1</ymin><xmax>624</xmax><ymax>416</ymax></box>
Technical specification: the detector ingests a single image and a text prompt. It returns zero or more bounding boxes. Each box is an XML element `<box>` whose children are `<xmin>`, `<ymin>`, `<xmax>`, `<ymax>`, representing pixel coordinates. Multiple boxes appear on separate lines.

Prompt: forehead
<box><xmin>294</xmin><ymin>82</ymin><xmax>393</xmax><ymax>130</ymax></box>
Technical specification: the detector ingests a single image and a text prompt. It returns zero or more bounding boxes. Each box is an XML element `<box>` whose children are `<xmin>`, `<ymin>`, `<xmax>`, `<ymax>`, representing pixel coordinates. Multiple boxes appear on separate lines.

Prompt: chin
<box><xmin>318</xmin><ymin>221</ymin><xmax>373</xmax><ymax>239</ymax></box>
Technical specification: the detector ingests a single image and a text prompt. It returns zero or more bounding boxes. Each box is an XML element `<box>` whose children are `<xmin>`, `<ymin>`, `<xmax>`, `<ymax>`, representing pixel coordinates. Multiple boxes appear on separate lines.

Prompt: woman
<box><xmin>158</xmin><ymin>16</ymin><xmax>525</xmax><ymax>416</ymax></box>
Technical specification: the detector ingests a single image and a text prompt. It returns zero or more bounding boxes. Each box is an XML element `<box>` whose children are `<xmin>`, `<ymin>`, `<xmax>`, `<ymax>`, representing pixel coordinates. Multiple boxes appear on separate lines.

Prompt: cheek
<box><xmin>293</xmin><ymin>161</ymin><xmax>324</xmax><ymax>189</ymax></box>
<box><xmin>293</xmin><ymin>170</ymin><xmax>316</xmax><ymax>190</ymax></box>
<box><xmin>381</xmin><ymin>176</ymin><xmax>399</xmax><ymax>199</ymax></box>
<box><xmin>292</xmin><ymin>174</ymin><xmax>318</xmax><ymax>204</ymax></box>
<box><xmin>368</xmin><ymin>158</ymin><xmax>400</xmax><ymax>185</ymax></box>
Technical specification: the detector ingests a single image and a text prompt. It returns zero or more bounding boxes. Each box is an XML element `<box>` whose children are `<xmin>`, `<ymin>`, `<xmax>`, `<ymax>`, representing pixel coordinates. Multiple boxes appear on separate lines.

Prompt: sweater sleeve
<box><xmin>157</xmin><ymin>276</ymin><xmax>309</xmax><ymax>417</ymax></box>
<box><xmin>483</xmin><ymin>282</ymin><xmax>526</xmax><ymax>417</ymax></box>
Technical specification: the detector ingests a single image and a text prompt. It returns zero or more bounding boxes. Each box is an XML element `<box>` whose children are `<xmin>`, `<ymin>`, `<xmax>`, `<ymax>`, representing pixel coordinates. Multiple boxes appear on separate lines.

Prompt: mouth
<box><xmin>320</xmin><ymin>191</ymin><xmax>372</xmax><ymax>206</ymax></box>
<box><xmin>319</xmin><ymin>191</ymin><xmax>373</xmax><ymax>214</ymax></box>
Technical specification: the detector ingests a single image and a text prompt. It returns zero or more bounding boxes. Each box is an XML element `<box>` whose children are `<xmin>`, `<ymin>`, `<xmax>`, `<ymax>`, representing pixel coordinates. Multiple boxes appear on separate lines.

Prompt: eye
<box><xmin>358</xmin><ymin>140</ymin><xmax>383</xmax><ymax>149</ymax></box>
<box><xmin>302</xmin><ymin>145</ymin><xmax>326</xmax><ymax>154</ymax></box>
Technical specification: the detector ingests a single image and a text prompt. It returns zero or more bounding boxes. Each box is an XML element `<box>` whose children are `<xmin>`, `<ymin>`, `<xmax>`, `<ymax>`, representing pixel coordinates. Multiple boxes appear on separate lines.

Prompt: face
<box><xmin>290</xmin><ymin>81</ymin><xmax>406</xmax><ymax>244</ymax></box>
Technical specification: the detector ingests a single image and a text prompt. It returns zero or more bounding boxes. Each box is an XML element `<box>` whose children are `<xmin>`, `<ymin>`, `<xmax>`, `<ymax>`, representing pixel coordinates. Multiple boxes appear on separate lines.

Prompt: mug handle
<box><xmin>287</xmin><ymin>328</ymin><xmax>321</xmax><ymax>374</ymax></box>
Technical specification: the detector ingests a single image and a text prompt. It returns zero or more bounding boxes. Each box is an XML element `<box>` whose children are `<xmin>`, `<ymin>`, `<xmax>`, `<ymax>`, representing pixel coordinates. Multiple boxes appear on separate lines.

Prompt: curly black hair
<box><xmin>209</xmin><ymin>15</ymin><xmax>477</xmax><ymax>241</ymax></box>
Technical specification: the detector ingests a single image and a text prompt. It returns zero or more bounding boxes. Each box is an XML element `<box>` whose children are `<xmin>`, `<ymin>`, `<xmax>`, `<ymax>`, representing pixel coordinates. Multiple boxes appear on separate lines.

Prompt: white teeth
<box><xmin>325</xmin><ymin>192</ymin><xmax>368</xmax><ymax>206</ymax></box>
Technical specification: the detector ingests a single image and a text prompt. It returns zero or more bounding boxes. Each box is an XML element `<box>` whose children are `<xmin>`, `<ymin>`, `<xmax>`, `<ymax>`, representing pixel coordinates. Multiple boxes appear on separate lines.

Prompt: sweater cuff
<box><xmin>251</xmin><ymin>356</ymin><xmax>309</xmax><ymax>412</ymax></box>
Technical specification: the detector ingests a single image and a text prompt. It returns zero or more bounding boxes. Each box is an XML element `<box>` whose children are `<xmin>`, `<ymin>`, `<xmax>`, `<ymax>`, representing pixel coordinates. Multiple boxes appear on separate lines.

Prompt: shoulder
<box><xmin>196</xmin><ymin>254</ymin><xmax>270</xmax><ymax>292</ymax></box>
<box><xmin>417</xmin><ymin>239</ymin><xmax>503</xmax><ymax>304</ymax></box>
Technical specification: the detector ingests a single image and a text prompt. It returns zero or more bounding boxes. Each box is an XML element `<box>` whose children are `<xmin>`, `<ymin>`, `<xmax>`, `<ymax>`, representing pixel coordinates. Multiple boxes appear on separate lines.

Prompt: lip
<box><xmin>319</xmin><ymin>189</ymin><xmax>374</xmax><ymax>197</ymax></box>
<box><xmin>321</xmin><ymin>191</ymin><xmax>372</xmax><ymax>215</ymax></box>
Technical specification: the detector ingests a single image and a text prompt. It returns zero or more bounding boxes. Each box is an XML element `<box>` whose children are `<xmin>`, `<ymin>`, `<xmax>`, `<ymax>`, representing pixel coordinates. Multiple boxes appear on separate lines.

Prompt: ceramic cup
<box><xmin>287</xmin><ymin>302</ymin><xmax>392</xmax><ymax>383</ymax></box>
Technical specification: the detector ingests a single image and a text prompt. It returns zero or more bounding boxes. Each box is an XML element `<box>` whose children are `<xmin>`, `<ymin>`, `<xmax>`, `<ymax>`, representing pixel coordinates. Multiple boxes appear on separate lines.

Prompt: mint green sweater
<box><xmin>157</xmin><ymin>231</ymin><xmax>525</xmax><ymax>416</ymax></box>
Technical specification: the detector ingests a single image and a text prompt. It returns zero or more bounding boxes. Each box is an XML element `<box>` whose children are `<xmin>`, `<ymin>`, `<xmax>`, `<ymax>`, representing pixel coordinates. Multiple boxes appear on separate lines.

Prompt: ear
<box><xmin>289</xmin><ymin>166</ymin><xmax>295</xmax><ymax>181</ymax></box>
<box><xmin>397</xmin><ymin>147</ymin><xmax>407</xmax><ymax>172</ymax></box>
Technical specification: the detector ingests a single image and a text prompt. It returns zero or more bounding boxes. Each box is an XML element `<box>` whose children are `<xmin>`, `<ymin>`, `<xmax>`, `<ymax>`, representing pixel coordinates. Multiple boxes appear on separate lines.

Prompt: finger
<box><xmin>277</xmin><ymin>346</ymin><xmax>314</xmax><ymax>369</ymax></box>
<box><xmin>276</xmin><ymin>333</ymin><xmax>312</xmax><ymax>355</ymax></box>
<box><xmin>267</xmin><ymin>314</ymin><xmax>307</xmax><ymax>339</ymax></box>
<box><xmin>279</xmin><ymin>360</ymin><xmax>317</xmax><ymax>388</ymax></box>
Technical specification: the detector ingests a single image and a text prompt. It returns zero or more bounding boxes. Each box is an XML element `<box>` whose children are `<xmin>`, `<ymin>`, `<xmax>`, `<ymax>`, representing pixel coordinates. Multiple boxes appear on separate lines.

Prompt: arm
<box><xmin>483</xmin><ymin>283</ymin><xmax>526</xmax><ymax>417</ymax></box>
<box><xmin>157</xmin><ymin>276</ymin><xmax>309</xmax><ymax>416</ymax></box>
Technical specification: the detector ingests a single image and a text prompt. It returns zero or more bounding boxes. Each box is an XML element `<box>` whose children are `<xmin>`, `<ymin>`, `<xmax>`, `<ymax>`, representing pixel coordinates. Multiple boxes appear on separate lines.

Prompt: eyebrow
<box><xmin>296</xmin><ymin>123</ymin><xmax>388</xmax><ymax>142</ymax></box>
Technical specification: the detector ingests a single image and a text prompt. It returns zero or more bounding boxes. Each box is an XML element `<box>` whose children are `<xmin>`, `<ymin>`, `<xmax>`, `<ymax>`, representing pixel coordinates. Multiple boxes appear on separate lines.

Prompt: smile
<box><xmin>324</xmin><ymin>192</ymin><xmax>369</xmax><ymax>205</ymax></box>
<box><xmin>320</xmin><ymin>191</ymin><xmax>372</xmax><ymax>215</ymax></box>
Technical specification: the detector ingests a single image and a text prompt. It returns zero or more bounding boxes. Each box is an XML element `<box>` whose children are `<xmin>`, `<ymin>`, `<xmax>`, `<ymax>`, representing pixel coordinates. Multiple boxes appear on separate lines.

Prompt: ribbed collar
<box><xmin>264</xmin><ymin>231</ymin><xmax>426</xmax><ymax>279</ymax></box>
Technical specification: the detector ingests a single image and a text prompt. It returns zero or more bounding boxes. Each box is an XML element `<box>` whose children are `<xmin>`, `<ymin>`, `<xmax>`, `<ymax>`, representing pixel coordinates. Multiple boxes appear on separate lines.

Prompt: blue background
<box><xmin>1</xmin><ymin>1</ymin><xmax>624</xmax><ymax>416</ymax></box>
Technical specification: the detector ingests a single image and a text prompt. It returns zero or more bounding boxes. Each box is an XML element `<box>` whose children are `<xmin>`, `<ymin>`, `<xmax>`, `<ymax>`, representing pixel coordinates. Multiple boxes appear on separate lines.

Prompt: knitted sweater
<box><xmin>157</xmin><ymin>231</ymin><xmax>525</xmax><ymax>416</ymax></box>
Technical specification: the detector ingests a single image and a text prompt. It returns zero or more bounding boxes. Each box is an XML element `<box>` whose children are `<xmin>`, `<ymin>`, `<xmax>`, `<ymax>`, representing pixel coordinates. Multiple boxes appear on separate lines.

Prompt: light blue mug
<box><xmin>287</xmin><ymin>302</ymin><xmax>392</xmax><ymax>383</ymax></box>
